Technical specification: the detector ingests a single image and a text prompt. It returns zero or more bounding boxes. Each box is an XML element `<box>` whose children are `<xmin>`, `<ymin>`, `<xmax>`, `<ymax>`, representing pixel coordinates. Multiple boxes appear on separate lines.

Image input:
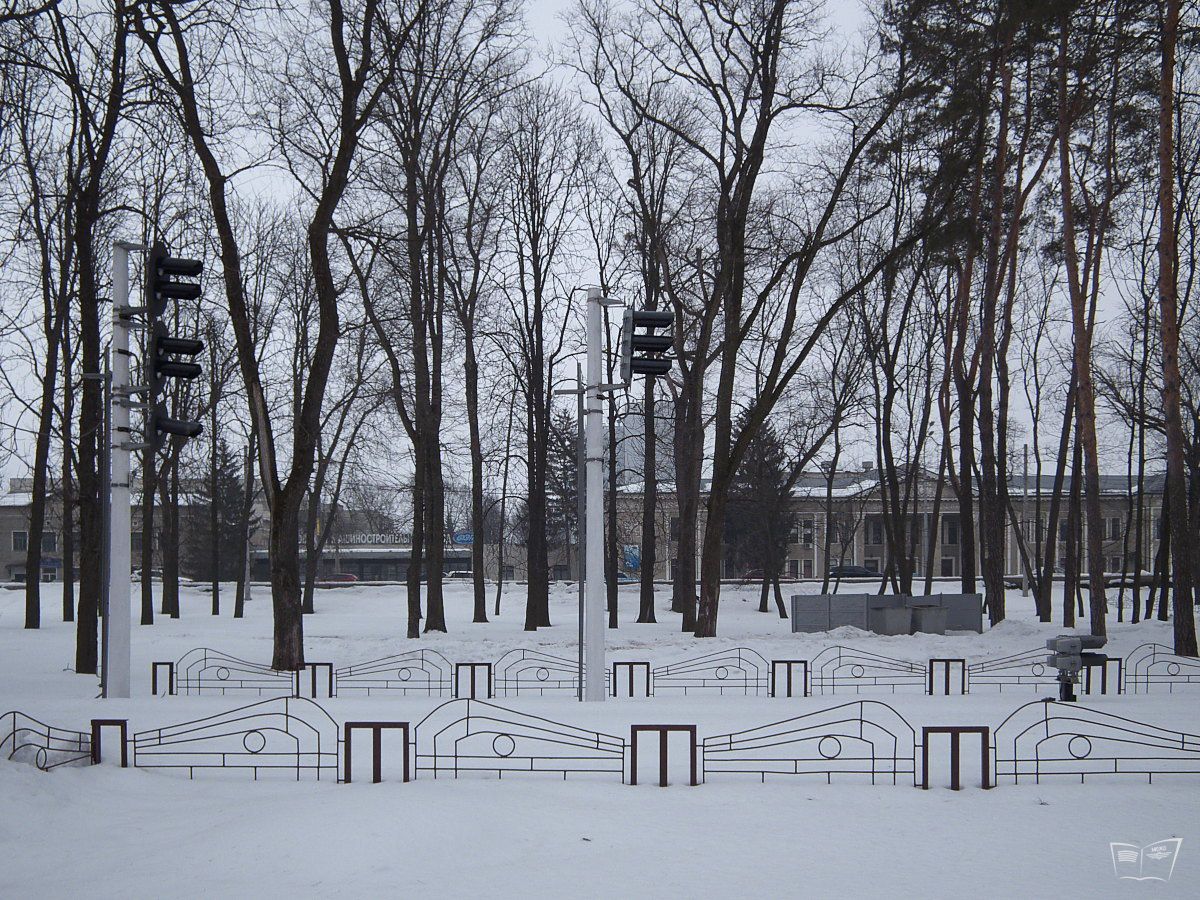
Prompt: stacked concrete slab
<box><xmin>790</xmin><ymin>593</ymin><xmax>982</xmax><ymax>635</ymax></box>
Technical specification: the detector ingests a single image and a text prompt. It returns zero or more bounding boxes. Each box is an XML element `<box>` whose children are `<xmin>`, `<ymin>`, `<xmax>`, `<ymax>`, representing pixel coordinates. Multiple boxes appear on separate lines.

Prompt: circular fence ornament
<box><xmin>34</xmin><ymin>747</ymin><xmax>49</xmax><ymax>771</ymax></box>
<box><xmin>818</xmin><ymin>736</ymin><xmax>842</xmax><ymax>759</ymax></box>
<box><xmin>850</xmin><ymin>664</ymin><xmax>865</xmax><ymax>679</ymax></box>
<box><xmin>397</xmin><ymin>668</ymin><xmax>413</xmax><ymax>681</ymax></box>
<box><xmin>1068</xmin><ymin>735</ymin><xmax>1092</xmax><ymax>760</ymax></box>
<box><xmin>535</xmin><ymin>667</ymin><xmax>550</xmax><ymax>682</ymax></box>
<box><xmin>1031</xmin><ymin>663</ymin><xmax>1045</xmax><ymax>677</ymax></box>
<box><xmin>715</xmin><ymin>666</ymin><xmax>729</xmax><ymax>680</ymax></box>
<box><xmin>492</xmin><ymin>734</ymin><xmax>516</xmax><ymax>758</ymax></box>
<box><xmin>1167</xmin><ymin>662</ymin><xmax>1181</xmax><ymax>676</ymax></box>
<box><xmin>243</xmin><ymin>730</ymin><xmax>267</xmax><ymax>754</ymax></box>
<box><xmin>216</xmin><ymin>667</ymin><xmax>231</xmax><ymax>681</ymax></box>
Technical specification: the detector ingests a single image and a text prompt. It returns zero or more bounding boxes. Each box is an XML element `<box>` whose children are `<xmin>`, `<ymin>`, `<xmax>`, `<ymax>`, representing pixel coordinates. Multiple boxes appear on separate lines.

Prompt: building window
<box><xmin>940</xmin><ymin>556</ymin><xmax>955</xmax><ymax>577</ymax></box>
<box><xmin>1109</xmin><ymin>556</ymin><xmax>1122</xmax><ymax>574</ymax></box>
<box><xmin>670</xmin><ymin>517</ymin><xmax>680</xmax><ymax>542</ymax></box>
<box><xmin>1059</xmin><ymin>520</ymin><xmax>1069</xmax><ymax>542</ymax></box>
<box><xmin>501</xmin><ymin>565</ymin><xmax>514</xmax><ymax>580</ymax></box>
<box><xmin>864</xmin><ymin>557</ymin><xmax>880</xmax><ymax>574</ymax></box>
<box><xmin>802</xmin><ymin>558</ymin><xmax>813</xmax><ymax>579</ymax></box>
<box><xmin>12</xmin><ymin>531</ymin><xmax>27</xmax><ymax>552</ymax></box>
<box><xmin>787</xmin><ymin>559</ymin><xmax>798</xmax><ymax>578</ymax></box>
<box><xmin>801</xmin><ymin>519</ymin><xmax>814</xmax><ymax>547</ymax></box>
<box><xmin>41</xmin><ymin>532</ymin><xmax>56</xmax><ymax>552</ymax></box>
<box><xmin>669</xmin><ymin>558</ymin><xmax>678</xmax><ymax>581</ymax></box>
<box><xmin>866</xmin><ymin>517</ymin><xmax>884</xmax><ymax>545</ymax></box>
<box><xmin>788</xmin><ymin>524</ymin><xmax>799</xmax><ymax>543</ymax></box>
<box><xmin>942</xmin><ymin>517</ymin><xmax>959</xmax><ymax>546</ymax></box>
<box><xmin>41</xmin><ymin>568</ymin><xmax>56</xmax><ymax>583</ymax></box>
<box><xmin>1107</xmin><ymin>517</ymin><xmax>1122</xmax><ymax>541</ymax></box>
<box><xmin>552</xmin><ymin>564</ymin><xmax>569</xmax><ymax>580</ymax></box>
<box><xmin>132</xmin><ymin>532</ymin><xmax>142</xmax><ymax>555</ymax></box>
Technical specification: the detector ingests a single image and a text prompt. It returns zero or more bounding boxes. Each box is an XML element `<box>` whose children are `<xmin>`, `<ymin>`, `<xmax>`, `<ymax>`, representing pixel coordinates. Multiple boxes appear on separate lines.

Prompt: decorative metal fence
<box><xmin>1125</xmin><ymin>643</ymin><xmax>1200</xmax><ymax>694</ymax></box>
<box><xmin>1</xmin><ymin>710</ymin><xmax>91</xmax><ymax>771</ymax></box>
<box><xmin>7</xmin><ymin>696</ymin><xmax>1200</xmax><ymax>790</ymax></box>
<box><xmin>967</xmin><ymin>647</ymin><xmax>1059</xmax><ymax>693</ymax></box>
<box><xmin>335</xmin><ymin>648</ymin><xmax>452</xmax><ymax>697</ymax></box>
<box><xmin>174</xmin><ymin>648</ymin><xmax>296</xmax><ymax>697</ymax></box>
<box><xmin>993</xmin><ymin>700</ymin><xmax>1200</xmax><ymax>784</ymax></box>
<box><xmin>810</xmin><ymin>646</ymin><xmax>927</xmax><ymax>694</ymax></box>
<box><xmin>494</xmin><ymin>649</ymin><xmax>579</xmax><ymax>697</ymax></box>
<box><xmin>653</xmin><ymin>647</ymin><xmax>770</xmax><ymax>696</ymax></box>
<box><xmin>131</xmin><ymin>697</ymin><xmax>340</xmax><ymax>781</ymax></box>
<box><xmin>702</xmin><ymin>700</ymin><xmax>917</xmax><ymax>785</ymax></box>
<box><xmin>150</xmin><ymin>642</ymin><xmax>1196</xmax><ymax>702</ymax></box>
<box><xmin>413</xmin><ymin>699</ymin><xmax>626</xmax><ymax>781</ymax></box>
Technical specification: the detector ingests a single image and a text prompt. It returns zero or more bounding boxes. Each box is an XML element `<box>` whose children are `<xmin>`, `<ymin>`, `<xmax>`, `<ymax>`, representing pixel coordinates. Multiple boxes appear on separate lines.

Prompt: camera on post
<box><xmin>1045</xmin><ymin>634</ymin><xmax>1107</xmax><ymax>702</ymax></box>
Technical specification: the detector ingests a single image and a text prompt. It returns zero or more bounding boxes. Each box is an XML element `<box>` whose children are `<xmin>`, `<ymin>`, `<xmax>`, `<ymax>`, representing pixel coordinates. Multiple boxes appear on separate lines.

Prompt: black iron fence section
<box><xmin>175</xmin><ymin>648</ymin><xmax>296</xmax><ymax>697</ymax></box>
<box><xmin>494</xmin><ymin>649</ymin><xmax>580</xmax><ymax>697</ymax></box>
<box><xmin>413</xmin><ymin>698</ymin><xmax>626</xmax><ymax>781</ymax></box>
<box><xmin>1</xmin><ymin>710</ymin><xmax>91</xmax><ymax>771</ymax></box>
<box><xmin>702</xmin><ymin>700</ymin><xmax>917</xmax><ymax>785</ymax></box>
<box><xmin>810</xmin><ymin>646</ymin><xmax>927</xmax><ymax>695</ymax></box>
<box><xmin>130</xmin><ymin>697</ymin><xmax>339</xmax><ymax>781</ymax></box>
<box><xmin>335</xmin><ymin>649</ymin><xmax>452</xmax><ymax>697</ymax></box>
<box><xmin>652</xmin><ymin>647</ymin><xmax>770</xmax><ymax>696</ymax></box>
<box><xmin>1125</xmin><ymin>643</ymin><xmax>1200</xmax><ymax>694</ymax></box>
<box><xmin>993</xmin><ymin>700</ymin><xmax>1200</xmax><ymax>784</ymax></box>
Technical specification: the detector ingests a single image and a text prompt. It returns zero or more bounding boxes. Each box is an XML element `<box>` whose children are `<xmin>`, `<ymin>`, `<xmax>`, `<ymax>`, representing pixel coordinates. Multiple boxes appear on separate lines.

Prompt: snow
<box><xmin>1</xmin><ymin>580</ymin><xmax>1197</xmax><ymax>898</ymax></box>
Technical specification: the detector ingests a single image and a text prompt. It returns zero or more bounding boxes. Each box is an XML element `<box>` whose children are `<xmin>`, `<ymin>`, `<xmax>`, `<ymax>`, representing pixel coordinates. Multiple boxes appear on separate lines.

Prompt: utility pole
<box><xmin>553</xmin><ymin>363</ymin><xmax>587</xmax><ymax>701</ymax></box>
<box><xmin>105</xmin><ymin>241</ymin><xmax>146</xmax><ymax>699</ymax></box>
<box><xmin>576</xmin><ymin>361</ymin><xmax>585</xmax><ymax>701</ymax></box>
<box><xmin>584</xmin><ymin>288</ymin><xmax>608</xmax><ymax>701</ymax></box>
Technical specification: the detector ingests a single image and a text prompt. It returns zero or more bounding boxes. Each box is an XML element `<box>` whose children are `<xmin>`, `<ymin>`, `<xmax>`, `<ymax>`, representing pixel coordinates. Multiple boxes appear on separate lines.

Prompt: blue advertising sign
<box><xmin>452</xmin><ymin>531</ymin><xmax>474</xmax><ymax>546</ymax></box>
<box><xmin>622</xmin><ymin>544</ymin><xmax>640</xmax><ymax>571</ymax></box>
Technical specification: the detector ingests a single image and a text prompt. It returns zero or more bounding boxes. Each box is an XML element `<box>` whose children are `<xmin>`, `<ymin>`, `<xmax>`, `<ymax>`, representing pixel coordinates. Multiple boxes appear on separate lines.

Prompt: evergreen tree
<box><xmin>184</xmin><ymin>440</ymin><xmax>247</xmax><ymax>582</ymax></box>
<box><xmin>725</xmin><ymin>416</ymin><xmax>795</xmax><ymax>612</ymax></box>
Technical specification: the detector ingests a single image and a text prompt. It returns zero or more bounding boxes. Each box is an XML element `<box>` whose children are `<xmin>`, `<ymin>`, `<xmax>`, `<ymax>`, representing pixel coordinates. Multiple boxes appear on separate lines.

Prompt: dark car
<box><xmin>320</xmin><ymin>572</ymin><xmax>358</xmax><ymax>583</ymax></box>
<box><xmin>827</xmin><ymin>564</ymin><xmax>879</xmax><ymax>579</ymax></box>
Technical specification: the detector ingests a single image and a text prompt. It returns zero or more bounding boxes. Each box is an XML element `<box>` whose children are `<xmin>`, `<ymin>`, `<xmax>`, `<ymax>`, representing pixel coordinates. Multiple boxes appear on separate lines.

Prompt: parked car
<box><xmin>320</xmin><ymin>572</ymin><xmax>358</xmax><ymax>583</ymax></box>
<box><xmin>130</xmin><ymin>568</ymin><xmax>163</xmax><ymax>582</ymax></box>
<box><xmin>827</xmin><ymin>564</ymin><xmax>879</xmax><ymax>579</ymax></box>
<box><xmin>446</xmin><ymin>571</ymin><xmax>474</xmax><ymax>579</ymax></box>
<box><xmin>616</xmin><ymin>573</ymin><xmax>638</xmax><ymax>584</ymax></box>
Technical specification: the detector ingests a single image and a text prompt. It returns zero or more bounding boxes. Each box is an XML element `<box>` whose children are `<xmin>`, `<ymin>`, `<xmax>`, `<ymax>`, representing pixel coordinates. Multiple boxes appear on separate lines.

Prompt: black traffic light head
<box><xmin>145</xmin><ymin>242</ymin><xmax>206</xmax><ymax>453</ymax></box>
<box><xmin>145</xmin><ymin>243</ymin><xmax>203</xmax><ymax>318</ymax></box>
<box><xmin>620</xmin><ymin>307</ymin><xmax>675</xmax><ymax>384</ymax></box>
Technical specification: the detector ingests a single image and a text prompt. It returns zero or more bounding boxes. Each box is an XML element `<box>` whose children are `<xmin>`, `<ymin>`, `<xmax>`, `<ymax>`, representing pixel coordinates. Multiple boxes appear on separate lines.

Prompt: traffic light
<box><xmin>145</xmin><ymin>243</ymin><xmax>205</xmax><ymax>452</ymax></box>
<box><xmin>619</xmin><ymin>308</ymin><xmax>674</xmax><ymax>384</ymax></box>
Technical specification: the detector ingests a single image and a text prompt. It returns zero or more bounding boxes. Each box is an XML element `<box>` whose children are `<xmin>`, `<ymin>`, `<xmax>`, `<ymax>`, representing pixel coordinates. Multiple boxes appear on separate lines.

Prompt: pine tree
<box><xmin>184</xmin><ymin>440</ymin><xmax>247</xmax><ymax>582</ymax></box>
<box><xmin>725</xmin><ymin>416</ymin><xmax>795</xmax><ymax>613</ymax></box>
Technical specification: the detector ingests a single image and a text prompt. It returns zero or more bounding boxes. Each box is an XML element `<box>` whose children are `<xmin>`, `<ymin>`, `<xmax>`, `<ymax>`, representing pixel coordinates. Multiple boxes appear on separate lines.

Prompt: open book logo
<box><xmin>1110</xmin><ymin>839</ymin><xmax>1183</xmax><ymax>881</ymax></box>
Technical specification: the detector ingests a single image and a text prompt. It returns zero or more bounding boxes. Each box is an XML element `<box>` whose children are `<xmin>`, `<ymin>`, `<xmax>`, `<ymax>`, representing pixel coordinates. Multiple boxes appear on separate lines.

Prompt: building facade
<box><xmin>1</xmin><ymin>469</ymin><xmax>1166</xmax><ymax>584</ymax></box>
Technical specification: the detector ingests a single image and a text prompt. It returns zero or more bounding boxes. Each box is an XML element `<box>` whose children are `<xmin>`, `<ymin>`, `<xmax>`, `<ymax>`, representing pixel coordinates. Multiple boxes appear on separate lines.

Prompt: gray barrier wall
<box><xmin>790</xmin><ymin>593</ymin><xmax>982</xmax><ymax>635</ymax></box>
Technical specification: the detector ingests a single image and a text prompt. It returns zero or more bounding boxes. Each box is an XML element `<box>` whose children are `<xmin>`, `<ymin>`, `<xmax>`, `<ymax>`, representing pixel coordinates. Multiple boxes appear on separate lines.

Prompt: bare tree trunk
<box><xmin>210</xmin><ymin>362</ymin><xmax>221</xmax><ymax>615</ymax></box>
<box><xmin>1056</xmin><ymin>10</ymin><xmax>1107</xmax><ymax>638</ymax></box>
<box><xmin>1157</xmin><ymin>0</ymin><xmax>1198</xmax><ymax>654</ymax></box>
<box><xmin>61</xmin><ymin>315</ymin><xmax>76</xmax><ymax>623</ymax></box>
<box><xmin>234</xmin><ymin>436</ymin><xmax>255</xmax><ymax>620</ymax></box>
<box><xmin>465</xmin><ymin>342</ymin><xmax>487</xmax><ymax>623</ymax></box>
<box><xmin>408</xmin><ymin>468</ymin><xmax>425</xmax><ymax>639</ymax></box>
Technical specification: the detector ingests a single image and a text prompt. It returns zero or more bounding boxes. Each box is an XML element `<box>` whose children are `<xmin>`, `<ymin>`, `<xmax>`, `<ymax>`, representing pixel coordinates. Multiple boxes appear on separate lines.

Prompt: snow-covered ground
<box><xmin>1</xmin><ymin>581</ymin><xmax>1197</xmax><ymax>898</ymax></box>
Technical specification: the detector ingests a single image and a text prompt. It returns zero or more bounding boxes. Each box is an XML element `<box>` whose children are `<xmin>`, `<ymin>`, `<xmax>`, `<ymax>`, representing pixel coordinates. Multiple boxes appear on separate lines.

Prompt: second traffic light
<box><xmin>145</xmin><ymin>243</ymin><xmax>205</xmax><ymax>452</ymax></box>
<box><xmin>619</xmin><ymin>308</ymin><xmax>674</xmax><ymax>384</ymax></box>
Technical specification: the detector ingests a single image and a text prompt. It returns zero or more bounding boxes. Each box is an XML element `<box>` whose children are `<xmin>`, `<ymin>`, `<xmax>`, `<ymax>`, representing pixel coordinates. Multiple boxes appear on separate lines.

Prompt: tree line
<box><xmin>1</xmin><ymin>0</ymin><xmax>1197</xmax><ymax>669</ymax></box>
